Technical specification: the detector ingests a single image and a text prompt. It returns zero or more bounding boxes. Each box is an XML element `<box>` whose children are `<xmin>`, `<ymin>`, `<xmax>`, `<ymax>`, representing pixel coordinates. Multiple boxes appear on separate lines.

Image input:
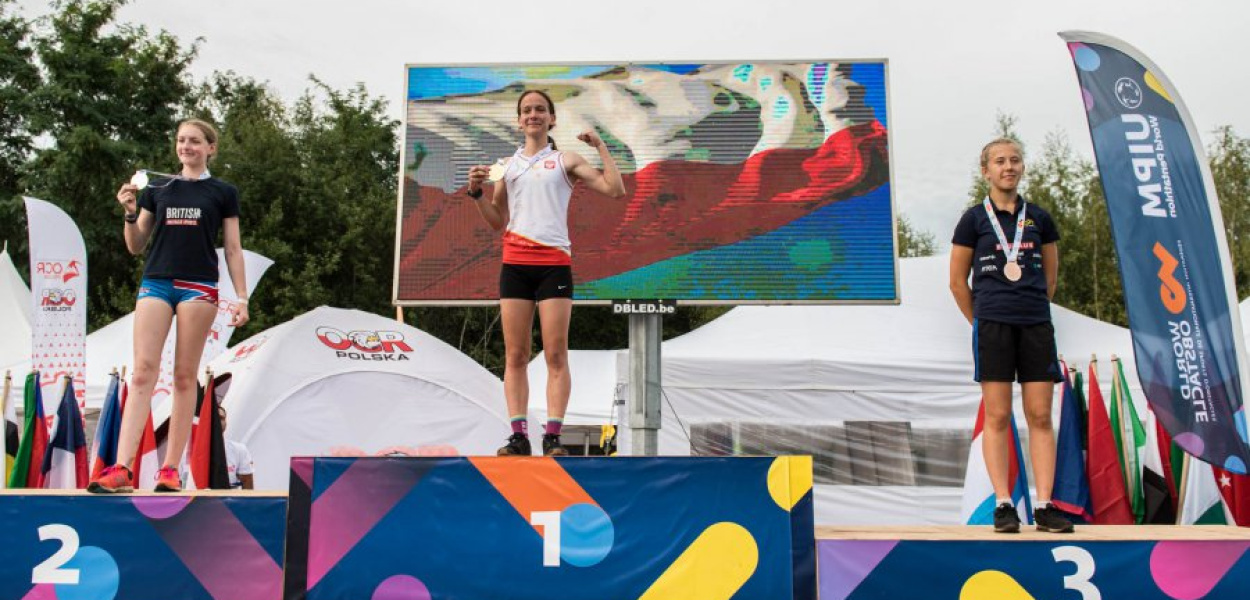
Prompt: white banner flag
<box><xmin>24</xmin><ymin>197</ymin><xmax>87</xmax><ymax>411</ymax></box>
<box><xmin>149</xmin><ymin>249</ymin><xmax>273</xmax><ymax>414</ymax></box>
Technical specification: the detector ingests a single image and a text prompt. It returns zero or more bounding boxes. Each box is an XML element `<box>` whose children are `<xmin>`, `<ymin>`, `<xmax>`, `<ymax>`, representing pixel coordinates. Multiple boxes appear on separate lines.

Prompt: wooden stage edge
<box><xmin>0</xmin><ymin>488</ymin><xmax>286</xmax><ymax>497</ymax></box>
<box><xmin>818</xmin><ymin>525</ymin><xmax>1250</xmax><ymax>541</ymax></box>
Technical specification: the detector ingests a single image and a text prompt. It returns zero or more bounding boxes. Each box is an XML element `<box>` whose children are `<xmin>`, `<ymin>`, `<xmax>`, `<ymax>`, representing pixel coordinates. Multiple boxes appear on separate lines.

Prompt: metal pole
<box><xmin>628</xmin><ymin>313</ymin><xmax>662</xmax><ymax>456</ymax></box>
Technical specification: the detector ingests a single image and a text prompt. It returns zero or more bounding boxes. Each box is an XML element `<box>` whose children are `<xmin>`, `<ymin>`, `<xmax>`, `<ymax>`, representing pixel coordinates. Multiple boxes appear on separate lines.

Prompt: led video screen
<box><xmin>395</xmin><ymin>61</ymin><xmax>897</xmax><ymax>304</ymax></box>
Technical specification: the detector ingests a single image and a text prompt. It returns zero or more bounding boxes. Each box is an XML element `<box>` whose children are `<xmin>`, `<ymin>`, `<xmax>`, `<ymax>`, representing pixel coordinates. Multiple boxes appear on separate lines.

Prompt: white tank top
<box><xmin>502</xmin><ymin>145</ymin><xmax>575</xmax><ymax>265</ymax></box>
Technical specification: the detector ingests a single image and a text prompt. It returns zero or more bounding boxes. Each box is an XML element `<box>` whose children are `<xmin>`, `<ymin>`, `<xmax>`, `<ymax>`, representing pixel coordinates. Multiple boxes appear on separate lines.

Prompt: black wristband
<box><xmin>467</xmin><ymin>187</ymin><xmax>483</xmax><ymax>200</ymax></box>
<box><xmin>124</xmin><ymin>212</ymin><xmax>139</xmax><ymax>223</ymax></box>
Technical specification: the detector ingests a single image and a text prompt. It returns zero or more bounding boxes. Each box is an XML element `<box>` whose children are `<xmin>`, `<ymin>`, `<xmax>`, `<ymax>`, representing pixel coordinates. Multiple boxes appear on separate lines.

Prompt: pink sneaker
<box><xmin>87</xmin><ymin>465</ymin><xmax>134</xmax><ymax>494</ymax></box>
<box><xmin>154</xmin><ymin>466</ymin><xmax>182</xmax><ymax>492</ymax></box>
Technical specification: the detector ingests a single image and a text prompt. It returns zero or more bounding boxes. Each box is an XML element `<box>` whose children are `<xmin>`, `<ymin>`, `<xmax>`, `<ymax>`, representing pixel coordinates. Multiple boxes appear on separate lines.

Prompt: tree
<box><xmin>0</xmin><ymin>0</ymin><xmax>41</xmax><ymax>256</ymax></box>
<box><xmin>1210</xmin><ymin>126</ymin><xmax>1250</xmax><ymax>298</ymax></box>
<box><xmin>897</xmin><ymin>214</ymin><xmax>936</xmax><ymax>258</ymax></box>
<box><xmin>1026</xmin><ymin>130</ymin><xmax>1123</xmax><ymax>325</ymax></box>
<box><xmin>21</xmin><ymin>0</ymin><xmax>197</xmax><ymax>327</ymax></box>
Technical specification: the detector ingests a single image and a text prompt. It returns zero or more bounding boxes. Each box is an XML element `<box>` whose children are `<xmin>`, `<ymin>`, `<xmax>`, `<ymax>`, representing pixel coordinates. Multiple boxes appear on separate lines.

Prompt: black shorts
<box><xmin>973</xmin><ymin>319</ymin><xmax>1063</xmax><ymax>383</ymax></box>
<box><xmin>500</xmin><ymin>264</ymin><xmax>574</xmax><ymax>301</ymax></box>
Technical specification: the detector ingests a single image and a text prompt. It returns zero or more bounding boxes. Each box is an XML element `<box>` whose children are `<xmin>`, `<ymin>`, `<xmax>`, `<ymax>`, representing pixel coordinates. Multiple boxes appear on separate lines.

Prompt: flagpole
<box><xmin>1</xmin><ymin>370</ymin><xmax>10</xmax><ymax>489</ymax></box>
<box><xmin>1</xmin><ymin>370</ymin><xmax>10</xmax><ymax>416</ymax></box>
<box><xmin>1175</xmin><ymin>452</ymin><xmax>1190</xmax><ymax>524</ymax></box>
<box><xmin>1111</xmin><ymin>355</ymin><xmax>1136</xmax><ymax>506</ymax></box>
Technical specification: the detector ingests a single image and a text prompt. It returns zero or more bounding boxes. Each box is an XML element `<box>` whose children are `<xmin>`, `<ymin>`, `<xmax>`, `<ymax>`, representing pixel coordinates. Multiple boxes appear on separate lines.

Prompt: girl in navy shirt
<box><xmin>89</xmin><ymin>119</ymin><xmax>249</xmax><ymax>493</ymax></box>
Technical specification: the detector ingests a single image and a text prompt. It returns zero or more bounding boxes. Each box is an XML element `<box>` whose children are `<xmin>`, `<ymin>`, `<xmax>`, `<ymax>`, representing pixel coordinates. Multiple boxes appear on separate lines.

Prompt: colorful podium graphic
<box><xmin>284</xmin><ymin>456</ymin><xmax>815</xmax><ymax>600</ymax></box>
<box><xmin>0</xmin><ymin>492</ymin><xmax>287</xmax><ymax>600</ymax></box>
<box><xmin>819</xmin><ymin>527</ymin><xmax>1250</xmax><ymax>599</ymax></box>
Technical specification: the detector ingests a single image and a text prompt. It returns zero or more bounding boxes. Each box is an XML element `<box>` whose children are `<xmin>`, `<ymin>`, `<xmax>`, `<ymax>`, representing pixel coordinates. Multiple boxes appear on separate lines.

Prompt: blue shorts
<box><xmin>137</xmin><ymin>278</ymin><xmax>219</xmax><ymax>308</ymax></box>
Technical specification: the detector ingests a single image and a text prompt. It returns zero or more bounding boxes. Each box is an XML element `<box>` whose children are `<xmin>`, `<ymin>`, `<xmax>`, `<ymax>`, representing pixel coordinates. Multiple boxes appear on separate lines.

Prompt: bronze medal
<box><xmin>1004</xmin><ymin>261</ymin><xmax>1022</xmax><ymax>282</ymax></box>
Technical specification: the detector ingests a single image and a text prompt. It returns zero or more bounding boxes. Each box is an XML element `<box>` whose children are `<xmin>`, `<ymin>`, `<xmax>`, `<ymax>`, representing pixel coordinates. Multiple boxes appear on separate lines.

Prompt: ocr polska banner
<box><xmin>24</xmin><ymin>197</ymin><xmax>87</xmax><ymax>411</ymax></box>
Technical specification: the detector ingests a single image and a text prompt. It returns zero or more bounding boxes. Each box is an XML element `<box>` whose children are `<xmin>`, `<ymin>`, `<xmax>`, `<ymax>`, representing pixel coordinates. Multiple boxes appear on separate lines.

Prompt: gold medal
<box><xmin>488</xmin><ymin>158</ymin><xmax>509</xmax><ymax>182</ymax></box>
<box><xmin>1004</xmin><ymin>261</ymin><xmax>1023</xmax><ymax>282</ymax></box>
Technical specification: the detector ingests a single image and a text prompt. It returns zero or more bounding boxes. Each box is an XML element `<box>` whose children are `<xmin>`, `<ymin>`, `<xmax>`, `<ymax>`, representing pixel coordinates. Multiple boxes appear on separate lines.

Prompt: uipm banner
<box><xmin>1061</xmin><ymin>31</ymin><xmax>1250</xmax><ymax>473</ymax></box>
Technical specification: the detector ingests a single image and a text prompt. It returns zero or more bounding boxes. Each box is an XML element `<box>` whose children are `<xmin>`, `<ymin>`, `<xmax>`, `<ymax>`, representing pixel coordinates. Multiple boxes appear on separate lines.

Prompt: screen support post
<box><xmin>616</xmin><ymin>300</ymin><xmax>674</xmax><ymax>456</ymax></box>
<box><xmin>628</xmin><ymin>312</ymin><xmax>661</xmax><ymax>456</ymax></box>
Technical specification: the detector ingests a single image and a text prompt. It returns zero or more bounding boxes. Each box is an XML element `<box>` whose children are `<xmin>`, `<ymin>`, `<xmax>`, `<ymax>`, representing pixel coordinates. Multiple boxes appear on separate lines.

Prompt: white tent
<box><xmin>0</xmin><ymin>246</ymin><xmax>32</xmax><ymax>373</ymax></box>
<box><xmin>208</xmin><ymin>306</ymin><xmax>508</xmax><ymax>489</ymax></box>
<box><xmin>529</xmin><ymin>254</ymin><xmax>1146</xmax><ymax>524</ymax></box>
<box><xmin>528</xmin><ymin>350</ymin><xmax>621</xmax><ymax>426</ymax></box>
<box><xmin>5</xmin><ymin>249</ymin><xmax>272</xmax><ymax>411</ymax></box>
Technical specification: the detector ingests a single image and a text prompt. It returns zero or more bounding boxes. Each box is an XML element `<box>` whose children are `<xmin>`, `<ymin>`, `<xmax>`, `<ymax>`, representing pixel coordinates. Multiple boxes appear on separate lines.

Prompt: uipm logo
<box><xmin>1115</xmin><ymin>77</ymin><xmax>1144</xmax><ymax>109</ymax></box>
<box><xmin>316</xmin><ymin>326</ymin><xmax>413</xmax><ymax>361</ymax></box>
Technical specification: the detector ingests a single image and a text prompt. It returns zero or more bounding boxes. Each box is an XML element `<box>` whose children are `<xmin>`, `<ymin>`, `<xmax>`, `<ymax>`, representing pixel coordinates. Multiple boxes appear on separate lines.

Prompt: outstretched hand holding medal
<box><xmin>983</xmin><ymin>197</ymin><xmax>1027</xmax><ymax>282</ymax></box>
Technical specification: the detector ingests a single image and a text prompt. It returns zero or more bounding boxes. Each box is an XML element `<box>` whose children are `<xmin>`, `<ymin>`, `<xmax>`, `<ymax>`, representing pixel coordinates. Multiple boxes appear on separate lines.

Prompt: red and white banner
<box><xmin>149</xmin><ymin>249</ymin><xmax>273</xmax><ymax>417</ymax></box>
<box><xmin>24</xmin><ymin>197</ymin><xmax>87</xmax><ymax>410</ymax></box>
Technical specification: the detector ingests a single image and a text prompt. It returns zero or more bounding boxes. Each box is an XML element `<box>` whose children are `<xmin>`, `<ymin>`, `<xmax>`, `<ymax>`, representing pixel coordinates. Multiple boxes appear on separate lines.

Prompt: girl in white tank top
<box><xmin>464</xmin><ymin>89</ymin><xmax>626</xmax><ymax>456</ymax></box>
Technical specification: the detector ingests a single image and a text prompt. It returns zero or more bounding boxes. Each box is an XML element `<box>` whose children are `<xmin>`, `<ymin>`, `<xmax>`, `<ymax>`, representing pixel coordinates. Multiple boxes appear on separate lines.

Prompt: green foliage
<box><xmin>194</xmin><ymin>74</ymin><xmax>400</xmax><ymax>340</ymax></box>
<box><xmin>1027</xmin><ymin>131</ymin><xmax>1124</xmax><ymax>325</ymax></box>
<box><xmin>17</xmin><ymin>0</ymin><xmax>197</xmax><ymax>326</ymax></box>
<box><xmin>897</xmin><ymin>214</ymin><xmax>936</xmax><ymax>258</ymax></box>
<box><xmin>0</xmin><ymin>0</ymin><xmax>40</xmax><ymax>203</ymax></box>
<box><xmin>1211</xmin><ymin>125</ymin><xmax>1250</xmax><ymax>299</ymax></box>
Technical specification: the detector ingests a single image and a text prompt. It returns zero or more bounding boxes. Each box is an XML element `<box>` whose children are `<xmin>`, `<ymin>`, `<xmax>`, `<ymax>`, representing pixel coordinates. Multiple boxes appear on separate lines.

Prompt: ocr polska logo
<box><xmin>1115</xmin><ymin>77</ymin><xmax>1144</xmax><ymax>109</ymax></box>
<box><xmin>315</xmin><ymin>326</ymin><xmax>413</xmax><ymax>361</ymax></box>
<box><xmin>40</xmin><ymin>288</ymin><xmax>76</xmax><ymax>310</ymax></box>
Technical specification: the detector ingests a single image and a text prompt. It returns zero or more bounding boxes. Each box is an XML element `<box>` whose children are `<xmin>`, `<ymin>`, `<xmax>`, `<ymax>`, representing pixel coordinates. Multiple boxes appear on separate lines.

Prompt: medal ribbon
<box><xmin>983</xmin><ymin>197</ymin><xmax>1027</xmax><ymax>265</ymax></box>
<box><xmin>506</xmin><ymin>144</ymin><xmax>556</xmax><ymax>183</ymax></box>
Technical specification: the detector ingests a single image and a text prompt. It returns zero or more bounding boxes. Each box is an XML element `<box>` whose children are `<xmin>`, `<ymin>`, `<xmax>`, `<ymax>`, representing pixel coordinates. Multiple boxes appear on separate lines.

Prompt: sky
<box><xmin>13</xmin><ymin>0</ymin><xmax>1250</xmax><ymax>245</ymax></box>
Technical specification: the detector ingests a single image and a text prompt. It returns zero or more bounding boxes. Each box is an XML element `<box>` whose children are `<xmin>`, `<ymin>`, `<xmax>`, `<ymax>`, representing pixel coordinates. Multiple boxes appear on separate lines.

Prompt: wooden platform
<box><xmin>818</xmin><ymin>525</ymin><xmax>1250</xmax><ymax>599</ymax></box>
<box><xmin>818</xmin><ymin>524</ymin><xmax>1250</xmax><ymax>541</ymax></box>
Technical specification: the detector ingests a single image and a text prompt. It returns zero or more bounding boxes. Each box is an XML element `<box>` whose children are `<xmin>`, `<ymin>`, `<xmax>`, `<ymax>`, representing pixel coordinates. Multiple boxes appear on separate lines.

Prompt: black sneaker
<box><xmin>1034</xmin><ymin>503</ymin><xmax>1075</xmax><ymax>533</ymax></box>
<box><xmin>497</xmin><ymin>433</ymin><xmax>531</xmax><ymax>456</ymax></box>
<box><xmin>542</xmin><ymin>434</ymin><xmax>569</xmax><ymax>457</ymax></box>
<box><xmin>993</xmin><ymin>502</ymin><xmax>1021</xmax><ymax>533</ymax></box>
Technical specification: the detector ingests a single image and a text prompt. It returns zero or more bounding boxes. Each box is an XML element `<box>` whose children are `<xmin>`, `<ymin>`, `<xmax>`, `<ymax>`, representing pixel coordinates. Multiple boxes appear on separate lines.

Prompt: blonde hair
<box><xmin>177</xmin><ymin>118</ymin><xmax>220</xmax><ymax>160</ymax></box>
<box><xmin>979</xmin><ymin>137</ymin><xmax>1023</xmax><ymax>167</ymax></box>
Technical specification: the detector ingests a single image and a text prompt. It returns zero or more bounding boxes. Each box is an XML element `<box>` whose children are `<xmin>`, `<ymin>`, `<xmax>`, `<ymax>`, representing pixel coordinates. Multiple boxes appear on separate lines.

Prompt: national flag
<box><xmin>1052</xmin><ymin>362</ymin><xmax>1092</xmax><ymax>521</ymax></box>
<box><xmin>1179</xmin><ymin>456</ymin><xmax>1231</xmax><ymax>525</ymax></box>
<box><xmin>2</xmin><ymin>371</ymin><xmax>18</xmax><ymax>488</ymax></box>
<box><xmin>90</xmin><ymin>372</ymin><xmax>123</xmax><ymax>479</ymax></box>
<box><xmin>1085</xmin><ymin>363</ymin><xmax>1134</xmax><ymax>524</ymax></box>
<box><xmin>1109</xmin><ymin>358</ymin><xmax>1148</xmax><ymax>523</ymax></box>
<box><xmin>1153</xmin><ymin>413</ymin><xmax>1180</xmax><ymax>500</ymax></box>
<box><xmin>960</xmin><ymin>399</ymin><xmax>1033</xmax><ymax>525</ymax></box>
<box><xmin>1142</xmin><ymin>404</ymin><xmax>1177</xmax><ymax>524</ymax></box>
<box><xmin>1211</xmin><ymin>466</ymin><xmax>1250</xmax><ymax>527</ymax></box>
<box><xmin>41</xmin><ymin>378</ymin><xmax>88</xmax><ymax>489</ymax></box>
<box><xmin>7</xmin><ymin>372</ymin><xmax>48</xmax><ymax>488</ymax></box>
<box><xmin>188</xmin><ymin>373</ymin><xmax>229</xmax><ymax>490</ymax></box>
<box><xmin>1071</xmin><ymin>368</ymin><xmax>1089</xmax><ymax>452</ymax></box>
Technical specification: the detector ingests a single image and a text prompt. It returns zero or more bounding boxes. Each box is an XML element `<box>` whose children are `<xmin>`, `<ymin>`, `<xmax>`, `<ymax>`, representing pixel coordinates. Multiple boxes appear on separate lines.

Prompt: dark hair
<box><xmin>516</xmin><ymin>90</ymin><xmax>557</xmax><ymax>150</ymax></box>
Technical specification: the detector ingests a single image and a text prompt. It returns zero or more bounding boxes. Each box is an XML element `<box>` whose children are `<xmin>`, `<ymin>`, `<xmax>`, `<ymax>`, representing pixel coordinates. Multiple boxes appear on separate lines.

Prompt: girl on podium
<box><xmin>466</xmin><ymin>90</ymin><xmax>626</xmax><ymax>456</ymax></box>
<box><xmin>949</xmin><ymin>138</ymin><xmax>1072</xmax><ymax>533</ymax></box>
<box><xmin>89</xmin><ymin>119</ymin><xmax>249</xmax><ymax>493</ymax></box>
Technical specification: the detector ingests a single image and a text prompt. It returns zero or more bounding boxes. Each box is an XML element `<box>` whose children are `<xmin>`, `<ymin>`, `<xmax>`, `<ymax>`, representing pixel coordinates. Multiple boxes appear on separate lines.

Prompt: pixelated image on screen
<box><xmin>394</xmin><ymin>61</ymin><xmax>897</xmax><ymax>304</ymax></box>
